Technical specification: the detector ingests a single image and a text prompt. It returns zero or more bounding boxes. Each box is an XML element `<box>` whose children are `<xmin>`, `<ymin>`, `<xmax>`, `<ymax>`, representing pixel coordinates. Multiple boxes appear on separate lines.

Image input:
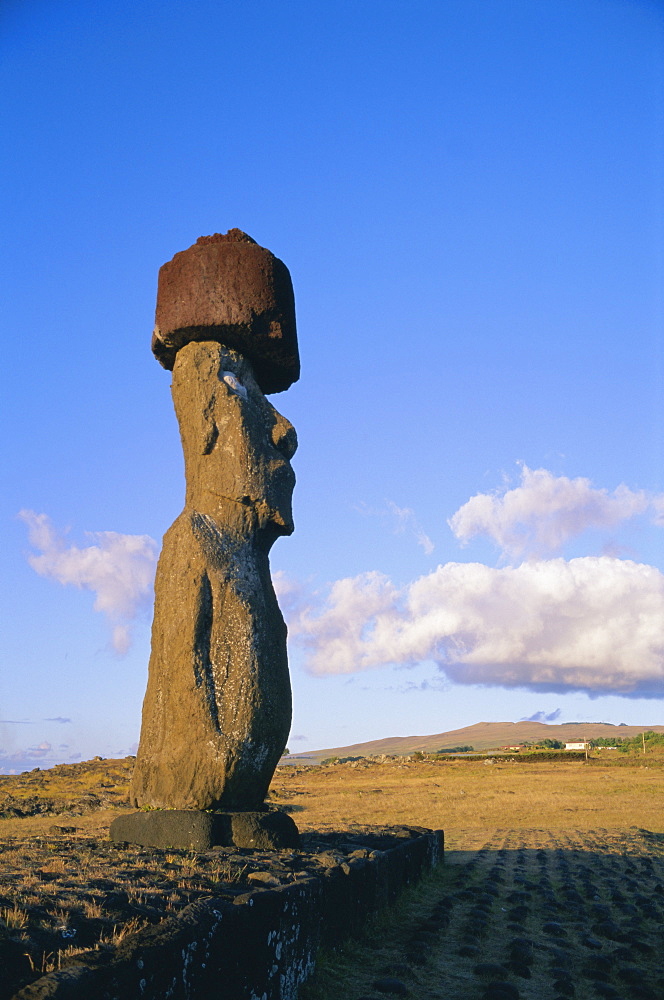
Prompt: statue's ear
<box><xmin>201</xmin><ymin>408</ymin><xmax>218</xmax><ymax>455</ymax></box>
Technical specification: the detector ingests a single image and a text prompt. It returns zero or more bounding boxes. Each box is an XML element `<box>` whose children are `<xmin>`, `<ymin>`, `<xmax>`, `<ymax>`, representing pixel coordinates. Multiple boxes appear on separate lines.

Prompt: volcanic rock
<box><xmin>129</xmin><ymin>341</ymin><xmax>297</xmax><ymax>812</ymax></box>
<box><xmin>152</xmin><ymin>229</ymin><xmax>299</xmax><ymax>393</ymax></box>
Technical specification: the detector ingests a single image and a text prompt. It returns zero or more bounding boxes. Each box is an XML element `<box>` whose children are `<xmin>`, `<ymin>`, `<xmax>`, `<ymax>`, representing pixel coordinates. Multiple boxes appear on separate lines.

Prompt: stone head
<box><xmin>172</xmin><ymin>341</ymin><xmax>296</xmax><ymax>538</ymax></box>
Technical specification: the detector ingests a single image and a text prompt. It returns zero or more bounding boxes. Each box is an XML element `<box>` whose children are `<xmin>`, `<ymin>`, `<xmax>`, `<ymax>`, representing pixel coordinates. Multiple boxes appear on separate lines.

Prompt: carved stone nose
<box><xmin>271</xmin><ymin>416</ymin><xmax>298</xmax><ymax>460</ymax></box>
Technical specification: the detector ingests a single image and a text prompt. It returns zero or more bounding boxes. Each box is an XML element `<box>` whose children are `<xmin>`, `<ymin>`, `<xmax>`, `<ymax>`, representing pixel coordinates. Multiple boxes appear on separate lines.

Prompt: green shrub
<box><xmin>511</xmin><ymin>751</ymin><xmax>587</xmax><ymax>762</ymax></box>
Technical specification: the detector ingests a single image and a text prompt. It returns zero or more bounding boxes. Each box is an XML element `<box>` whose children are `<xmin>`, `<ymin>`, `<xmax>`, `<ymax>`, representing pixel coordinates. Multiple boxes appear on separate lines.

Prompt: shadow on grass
<box><xmin>301</xmin><ymin>827</ymin><xmax>664</xmax><ymax>1000</ymax></box>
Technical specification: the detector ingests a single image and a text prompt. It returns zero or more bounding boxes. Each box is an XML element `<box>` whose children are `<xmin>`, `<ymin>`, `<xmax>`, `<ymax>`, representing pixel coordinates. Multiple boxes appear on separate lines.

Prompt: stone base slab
<box><xmin>109</xmin><ymin>808</ymin><xmax>300</xmax><ymax>851</ymax></box>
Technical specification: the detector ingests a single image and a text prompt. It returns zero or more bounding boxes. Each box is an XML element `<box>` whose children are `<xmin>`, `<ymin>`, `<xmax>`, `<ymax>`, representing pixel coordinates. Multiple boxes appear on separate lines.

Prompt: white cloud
<box><xmin>19</xmin><ymin>511</ymin><xmax>158</xmax><ymax>653</ymax></box>
<box><xmin>385</xmin><ymin>501</ymin><xmax>435</xmax><ymax>555</ymax></box>
<box><xmin>0</xmin><ymin>740</ymin><xmax>55</xmax><ymax>775</ymax></box>
<box><xmin>286</xmin><ymin>557</ymin><xmax>664</xmax><ymax>696</ymax></box>
<box><xmin>272</xmin><ymin>569</ymin><xmax>306</xmax><ymax>612</ymax></box>
<box><xmin>448</xmin><ymin>465</ymin><xmax>657</xmax><ymax>559</ymax></box>
<box><xmin>355</xmin><ymin>500</ymin><xmax>434</xmax><ymax>555</ymax></box>
<box><xmin>522</xmin><ymin>709</ymin><xmax>561</xmax><ymax>722</ymax></box>
<box><xmin>652</xmin><ymin>495</ymin><xmax>664</xmax><ymax>526</ymax></box>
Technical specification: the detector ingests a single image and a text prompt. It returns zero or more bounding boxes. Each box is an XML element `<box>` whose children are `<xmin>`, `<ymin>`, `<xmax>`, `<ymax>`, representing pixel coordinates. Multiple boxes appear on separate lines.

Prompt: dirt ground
<box><xmin>1</xmin><ymin>753</ymin><xmax>662</xmax><ymax>999</ymax></box>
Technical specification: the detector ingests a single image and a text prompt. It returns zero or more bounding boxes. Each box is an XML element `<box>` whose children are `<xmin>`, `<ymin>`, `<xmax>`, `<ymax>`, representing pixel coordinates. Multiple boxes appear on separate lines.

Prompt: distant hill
<box><xmin>290</xmin><ymin>721</ymin><xmax>664</xmax><ymax>760</ymax></box>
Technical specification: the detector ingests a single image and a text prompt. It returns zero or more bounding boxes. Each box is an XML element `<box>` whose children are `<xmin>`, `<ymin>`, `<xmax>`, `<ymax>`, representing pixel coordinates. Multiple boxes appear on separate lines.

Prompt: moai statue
<box><xmin>111</xmin><ymin>230</ymin><xmax>300</xmax><ymax>850</ymax></box>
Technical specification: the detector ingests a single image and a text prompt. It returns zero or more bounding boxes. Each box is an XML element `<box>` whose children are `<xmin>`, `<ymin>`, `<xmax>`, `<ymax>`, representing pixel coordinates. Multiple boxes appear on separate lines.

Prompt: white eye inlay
<box><xmin>221</xmin><ymin>372</ymin><xmax>248</xmax><ymax>399</ymax></box>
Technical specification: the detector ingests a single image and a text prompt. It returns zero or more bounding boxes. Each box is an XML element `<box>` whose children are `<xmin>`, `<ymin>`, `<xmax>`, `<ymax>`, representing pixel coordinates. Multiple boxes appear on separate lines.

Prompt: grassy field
<box><xmin>270</xmin><ymin>754</ymin><xmax>664</xmax><ymax>834</ymax></box>
<box><xmin>1</xmin><ymin>752</ymin><xmax>663</xmax><ymax>999</ymax></box>
<box><xmin>280</xmin><ymin>755</ymin><xmax>664</xmax><ymax>1000</ymax></box>
<box><xmin>1</xmin><ymin>750</ymin><xmax>662</xmax><ymax>836</ymax></box>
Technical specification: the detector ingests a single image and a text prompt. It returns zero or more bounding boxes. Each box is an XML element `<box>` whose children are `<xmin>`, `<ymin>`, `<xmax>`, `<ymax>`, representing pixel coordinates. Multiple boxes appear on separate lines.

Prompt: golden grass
<box><xmin>0</xmin><ymin>754</ymin><xmax>661</xmax><ymax>842</ymax></box>
<box><xmin>270</xmin><ymin>757</ymin><xmax>664</xmax><ymax>833</ymax></box>
<box><xmin>0</xmin><ymin>808</ymin><xmax>126</xmax><ymax>839</ymax></box>
<box><xmin>3</xmin><ymin>755</ymin><xmax>658</xmax><ymax>839</ymax></box>
<box><xmin>0</xmin><ymin>756</ymin><xmax>131</xmax><ymax>815</ymax></box>
<box><xmin>1</xmin><ymin>754</ymin><xmax>663</xmax><ymax>999</ymax></box>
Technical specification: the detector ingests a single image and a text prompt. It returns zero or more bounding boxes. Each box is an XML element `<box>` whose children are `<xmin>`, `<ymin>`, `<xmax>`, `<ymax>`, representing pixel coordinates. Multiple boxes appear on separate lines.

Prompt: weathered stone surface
<box><xmin>152</xmin><ymin>229</ymin><xmax>299</xmax><ymax>394</ymax></box>
<box><xmin>229</xmin><ymin>809</ymin><xmax>300</xmax><ymax>849</ymax></box>
<box><xmin>110</xmin><ymin>808</ymin><xmax>300</xmax><ymax>851</ymax></box>
<box><xmin>130</xmin><ymin>340</ymin><xmax>297</xmax><ymax>812</ymax></box>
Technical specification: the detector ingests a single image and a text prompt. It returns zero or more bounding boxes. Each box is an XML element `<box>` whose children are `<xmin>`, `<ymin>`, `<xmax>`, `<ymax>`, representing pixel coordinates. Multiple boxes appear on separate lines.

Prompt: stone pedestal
<box><xmin>110</xmin><ymin>808</ymin><xmax>300</xmax><ymax>851</ymax></box>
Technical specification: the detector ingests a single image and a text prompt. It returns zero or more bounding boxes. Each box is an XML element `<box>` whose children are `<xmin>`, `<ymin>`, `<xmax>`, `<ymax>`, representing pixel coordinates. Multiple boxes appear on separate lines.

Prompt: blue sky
<box><xmin>1</xmin><ymin>0</ymin><xmax>662</xmax><ymax>771</ymax></box>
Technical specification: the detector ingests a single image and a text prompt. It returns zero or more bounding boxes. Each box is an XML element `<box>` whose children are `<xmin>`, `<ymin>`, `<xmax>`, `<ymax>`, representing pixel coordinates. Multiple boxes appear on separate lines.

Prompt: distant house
<box><xmin>565</xmin><ymin>742</ymin><xmax>590</xmax><ymax>751</ymax></box>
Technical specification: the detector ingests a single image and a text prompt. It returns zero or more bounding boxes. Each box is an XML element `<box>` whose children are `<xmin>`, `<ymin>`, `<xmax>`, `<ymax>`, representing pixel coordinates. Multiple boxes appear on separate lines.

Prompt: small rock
<box><xmin>590</xmin><ymin>987</ymin><xmax>620</xmax><ymax>1000</ymax></box>
<box><xmin>474</xmin><ymin>963</ymin><xmax>509</xmax><ymax>979</ymax></box>
<box><xmin>247</xmin><ymin>872</ymin><xmax>280</xmax><ymax>886</ymax></box>
<box><xmin>617</xmin><ymin>966</ymin><xmax>647</xmax><ymax>985</ymax></box>
<box><xmin>456</xmin><ymin>944</ymin><xmax>480</xmax><ymax>958</ymax></box>
<box><xmin>593</xmin><ymin>920</ymin><xmax>623</xmax><ymax>941</ymax></box>
<box><xmin>584</xmin><ymin>956</ymin><xmax>612</xmax><ymax>974</ymax></box>
<box><xmin>543</xmin><ymin>921</ymin><xmax>566</xmax><ymax>937</ymax></box>
<box><xmin>482</xmin><ymin>983</ymin><xmax>520</xmax><ymax>1000</ymax></box>
<box><xmin>372</xmin><ymin>977</ymin><xmax>409</xmax><ymax>995</ymax></box>
<box><xmin>315</xmin><ymin>852</ymin><xmax>341</xmax><ymax>869</ymax></box>
<box><xmin>506</xmin><ymin>963</ymin><xmax>531</xmax><ymax>979</ymax></box>
<box><xmin>508</xmin><ymin>939</ymin><xmax>534</xmax><ymax>965</ymax></box>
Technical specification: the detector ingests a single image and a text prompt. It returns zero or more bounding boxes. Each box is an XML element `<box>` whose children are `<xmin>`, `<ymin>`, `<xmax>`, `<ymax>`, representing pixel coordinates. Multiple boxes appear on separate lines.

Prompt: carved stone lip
<box><xmin>152</xmin><ymin>231</ymin><xmax>300</xmax><ymax>394</ymax></box>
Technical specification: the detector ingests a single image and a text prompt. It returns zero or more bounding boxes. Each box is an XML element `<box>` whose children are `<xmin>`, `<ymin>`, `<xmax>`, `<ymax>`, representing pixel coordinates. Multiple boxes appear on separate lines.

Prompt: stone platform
<box><xmin>109</xmin><ymin>808</ymin><xmax>300</xmax><ymax>850</ymax></box>
<box><xmin>14</xmin><ymin>826</ymin><xmax>443</xmax><ymax>1000</ymax></box>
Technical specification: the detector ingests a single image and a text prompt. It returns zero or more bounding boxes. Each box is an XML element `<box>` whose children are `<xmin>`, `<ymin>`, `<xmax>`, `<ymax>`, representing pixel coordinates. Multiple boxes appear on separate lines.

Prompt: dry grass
<box><xmin>270</xmin><ymin>756</ymin><xmax>664</xmax><ymax>833</ymax></box>
<box><xmin>301</xmin><ymin>826</ymin><xmax>664</xmax><ymax>1000</ymax></box>
<box><xmin>1</xmin><ymin>753</ymin><xmax>663</xmax><ymax>999</ymax></box>
<box><xmin>0</xmin><ymin>757</ymin><xmax>132</xmax><ymax>826</ymax></box>
<box><xmin>273</xmin><ymin>757</ymin><xmax>664</xmax><ymax>1000</ymax></box>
